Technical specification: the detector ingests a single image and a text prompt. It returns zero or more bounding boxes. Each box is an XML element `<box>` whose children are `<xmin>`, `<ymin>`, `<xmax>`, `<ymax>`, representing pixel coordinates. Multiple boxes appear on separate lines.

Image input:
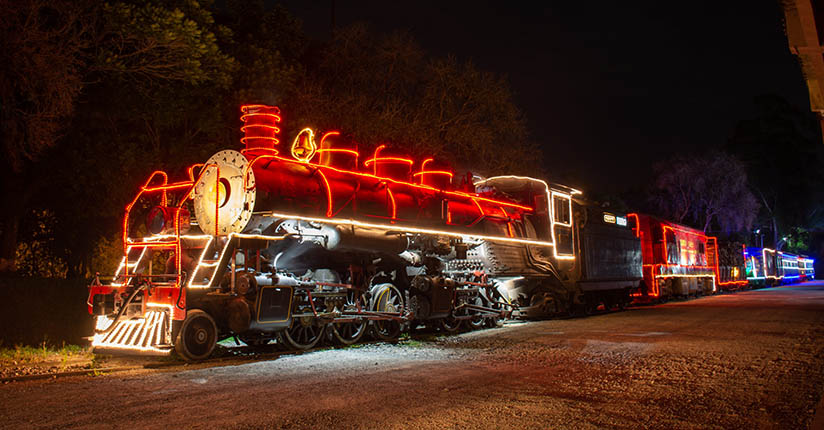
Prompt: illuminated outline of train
<box><xmin>86</xmin><ymin>104</ymin><xmax>815</xmax><ymax>360</ymax></box>
<box><xmin>745</xmin><ymin>247</ymin><xmax>815</xmax><ymax>286</ymax></box>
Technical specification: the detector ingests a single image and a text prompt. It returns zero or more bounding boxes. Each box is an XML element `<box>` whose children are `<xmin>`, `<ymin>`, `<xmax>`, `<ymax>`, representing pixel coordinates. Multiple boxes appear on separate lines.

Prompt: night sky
<box><xmin>278</xmin><ymin>1</ymin><xmax>810</xmax><ymax>194</ymax></box>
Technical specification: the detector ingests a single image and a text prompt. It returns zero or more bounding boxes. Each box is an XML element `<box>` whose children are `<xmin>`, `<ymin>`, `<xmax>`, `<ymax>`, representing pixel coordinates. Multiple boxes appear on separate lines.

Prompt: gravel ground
<box><xmin>1</xmin><ymin>282</ymin><xmax>823</xmax><ymax>429</ymax></box>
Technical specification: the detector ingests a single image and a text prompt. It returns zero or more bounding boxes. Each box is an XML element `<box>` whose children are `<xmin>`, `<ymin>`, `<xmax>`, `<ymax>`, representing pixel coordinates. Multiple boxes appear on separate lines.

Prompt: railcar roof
<box><xmin>475</xmin><ymin>175</ymin><xmax>582</xmax><ymax>196</ymax></box>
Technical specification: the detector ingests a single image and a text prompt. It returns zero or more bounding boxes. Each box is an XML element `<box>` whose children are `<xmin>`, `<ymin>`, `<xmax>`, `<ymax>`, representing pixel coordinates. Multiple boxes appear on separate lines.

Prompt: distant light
<box><xmin>755</xmin><ymin>229</ymin><xmax>760</xmax><ymax>234</ymax></box>
<box><xmin>783</xmin><ymin>237</ymin><xmax>788</xmax><ymax>241</ymax></box>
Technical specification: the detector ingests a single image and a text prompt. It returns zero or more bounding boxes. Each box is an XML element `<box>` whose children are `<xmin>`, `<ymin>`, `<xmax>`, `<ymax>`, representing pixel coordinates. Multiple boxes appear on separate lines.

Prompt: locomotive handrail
<box><xmin>120</xmin><ymin>164</ymin><xmax>220</xmax><ymax>291</ymax></box>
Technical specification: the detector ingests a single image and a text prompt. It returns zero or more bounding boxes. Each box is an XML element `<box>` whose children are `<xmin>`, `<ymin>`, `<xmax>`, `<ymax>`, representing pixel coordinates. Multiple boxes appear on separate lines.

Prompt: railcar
<box><xmin>714</xmin><ymin>242</ymin><xmax>748</xmax><ymax>292</ymax></box>
<box><xmin>626</xmin><ymin>214</ymin><xmax>718</xmax><ymax>302</ymax></box>
<box><xmin>744</xmin><ymin>248</ymin><xmax>814</xmax><ymax>286</ymax></box>
<box><xmin>778</xmin><ymin>252</ymin><xmax>801</xmax><ymax>284</ymax></box>
<box><xmin>799</xmin><ymin>256</ymin><xmax>816</xmax><ymax>281</ymax></box>
<box><xmin>626</xmin><ymin>215</ymin><xmax>752</xmax><ymax>301</ymax></box>
<box><xmin>745</xmin><ymin>247</ymin><xmax>770</xmax><ymax>286</ymax></box>
<box><xmin>87</xmin><ymin>104</ymin><xmax>642</xmax><ymax>360</ymax></box>
<box><xmin>745</xmin><ymin>247</ymin><xmax>783</xmax><ymax>286</ymax></box>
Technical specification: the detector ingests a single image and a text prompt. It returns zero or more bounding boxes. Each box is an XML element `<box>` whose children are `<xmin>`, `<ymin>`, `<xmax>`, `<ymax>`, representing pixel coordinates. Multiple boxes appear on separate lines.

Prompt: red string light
<box><xmin>320</xmin><ymin>131</ymin><xmax>340</xmax><ymax>146</ymax></box>
<box><xmin>317</xmin><ymin>149</ymin><xmax>360</xmax><ymax>156</ymax></box>
<box><xmin>413</xmin><ymin>158</ymin><xmax>454</xmax><ymax>186</ymax></box>
<box><xmin>412</xmin><ymin>171</ymin><xmax>454</xmax><ymax>178</ymax></box>
<box><xmin>120</xmin><ymin>165</ymin><xmax>218</xmax><ymax>295</ymax></box>
<box><xmin>240</xmin><ymin>104</ymin><xmax>282</xmax><ymax>152</ymax></box>
<box><xmin>386</xmin><ymin>187</ymin><xmax>397</xmax><ymax>222</ymax></box>
<box><xmin>364</xmin><ymin>157</ymin><xmax>415</xmax><ymax>165</ymax></box>
<box><xmin>241</xmin><ymin>152</ymin><xmax>534</xmax><ymax>212</ymax></box>
<box><xmin>316</xmin><ymin>169</ymin><xmax>334</xmax><ymax>217</ymax></box>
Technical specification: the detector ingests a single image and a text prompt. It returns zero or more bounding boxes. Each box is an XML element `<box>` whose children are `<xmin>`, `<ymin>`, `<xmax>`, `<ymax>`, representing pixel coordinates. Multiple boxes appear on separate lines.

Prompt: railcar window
<box><xmin>553</xmin><ymin>196</ymin><xmax>570</xmax><ymax>224</ymax></box>
<box><xmin>555</xmin><ymin>226</ymin><xmax>573</xmax><ymax>255</ymax></box>
<box><xmin>666</xmin><ymin>230</ymin><xmax>678</xmax><ymax>264</ymax></box>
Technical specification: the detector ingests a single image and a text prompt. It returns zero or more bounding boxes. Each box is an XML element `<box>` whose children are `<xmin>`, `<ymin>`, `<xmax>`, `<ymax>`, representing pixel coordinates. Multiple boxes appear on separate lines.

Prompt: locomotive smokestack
<box><xmin>240</xmin><ymin>104</ymin><xmax>282</xmax><ymax>152</ymax></box>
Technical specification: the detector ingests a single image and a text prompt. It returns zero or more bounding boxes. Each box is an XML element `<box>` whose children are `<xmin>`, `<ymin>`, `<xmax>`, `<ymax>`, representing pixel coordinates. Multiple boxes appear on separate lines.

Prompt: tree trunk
<box><xmin>772</xmin><ymin>217</ymin><xmax>779</xmax><ymax>249</ymax></box>
<box><xmin>754</xmin><ymin>188</ymin><xmax>779</xmax><ymax>248</ymax></box>
<box><xmin>703</xmin><ymin>214</ymin><xmax>713</xmax><ymax>233</ymax></box>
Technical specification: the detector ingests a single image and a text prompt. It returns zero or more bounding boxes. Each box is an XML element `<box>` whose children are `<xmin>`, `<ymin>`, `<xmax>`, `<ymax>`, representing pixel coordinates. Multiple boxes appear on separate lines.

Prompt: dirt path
<box><xmin>2</xmin><ymin>282</ymin><xmax>824</xmax><ymax>429</ymax></box>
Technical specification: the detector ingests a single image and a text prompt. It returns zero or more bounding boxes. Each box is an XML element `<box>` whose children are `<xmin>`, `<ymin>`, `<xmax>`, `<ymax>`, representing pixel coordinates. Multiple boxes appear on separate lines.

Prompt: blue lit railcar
<box><xmin>777</xmin><ymin>252</ymin><xmax>801</xmax><ymax>284</ymax></box>
<box><xmin>745</xmin><ymin>247</ymin><xmax>778</xmax><ymax>287</ymax></box>
<box><xmin>799</xmin><ymin>256</ymin><xmax>816</xmax><ymax>281</ymax></box>
<box><xmin>745</xmin><ymin>248</ymin><xmax>813</xmax><ymax>286</ymax></box>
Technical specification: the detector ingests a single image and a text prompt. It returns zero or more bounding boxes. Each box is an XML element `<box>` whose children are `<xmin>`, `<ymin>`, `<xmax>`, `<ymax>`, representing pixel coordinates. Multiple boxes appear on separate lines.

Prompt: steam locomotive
<box><xmin>86</xmin><ymin>104</ymin><xmax>812</xmax><ymax>361</ymax></box>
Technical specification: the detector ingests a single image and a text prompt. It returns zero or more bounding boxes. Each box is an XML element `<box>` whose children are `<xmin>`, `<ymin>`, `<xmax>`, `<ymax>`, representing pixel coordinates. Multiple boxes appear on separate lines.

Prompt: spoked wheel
<box><xmin>439</xmin><ymin>313</ymin><xmax>462</xmax><ymax>333</ymax></box>
<box><xmin>369</xmin><ymin>284</ymin><xmax>404</xmax><ymax>341</ymax></box>
<box><xmin>279</xmin><ymin>316</ymin><xmax>325</xmax><ymax>350</ymax></box>
<box><xmin>331</xmin><ymin>292</ymin><xmax>367</xmax><ymax>345</ymax></box>
<box><xmin>486</xmin><ymin>315</ymin><xmax>505</xmax><ymax>328</ymax></box>
<box><xmin>175</xmin><ymin>309</ymin><xmax>218</xmax><ymax>361</ymax></box>
<box><xmin>466</xmin><ymin>296</ymin><xmax>486</xmax><ymax>331</ymax></box>
<box><xmin>483</xmin><ymin>289</ymin><xmax>506</xmax><ymax>328</ymax></box>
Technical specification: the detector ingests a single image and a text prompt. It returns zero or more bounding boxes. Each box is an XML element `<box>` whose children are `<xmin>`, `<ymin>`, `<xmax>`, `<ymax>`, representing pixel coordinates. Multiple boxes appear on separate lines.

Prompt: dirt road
<box><xmin>2</xmin><ymin>282</ymin><xmax>824</xmax><ymax>429</ymax></box>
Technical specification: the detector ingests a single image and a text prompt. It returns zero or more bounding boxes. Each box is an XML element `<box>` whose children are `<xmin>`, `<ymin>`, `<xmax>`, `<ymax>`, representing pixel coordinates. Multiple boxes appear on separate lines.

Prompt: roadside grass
<box><xmin>0</xmin><ymin>341</ymin><xmax>92</xmax><ymax>370</ymax></box>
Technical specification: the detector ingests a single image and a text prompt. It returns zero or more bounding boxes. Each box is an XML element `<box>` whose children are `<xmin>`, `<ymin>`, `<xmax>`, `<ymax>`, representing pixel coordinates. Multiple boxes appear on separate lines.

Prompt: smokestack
<box><xmin>240</xmin><ymin>104</ymin><xmax>282</xmax><ymax>152</ymax></box>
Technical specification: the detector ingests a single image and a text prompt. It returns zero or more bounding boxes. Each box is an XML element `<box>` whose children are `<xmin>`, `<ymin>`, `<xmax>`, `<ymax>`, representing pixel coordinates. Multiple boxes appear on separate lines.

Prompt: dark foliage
<box><xmin>647</xmin><ymin>151</ymin><xmax>759</xmax><ymax>234</ymax></box>
<box><xmin>1</xmin><ymin>1</ymin><xmax>539</xmax><ymax>277</ymax></box>
<box><xmin>727</xmin><ymin>94</ymin><xmax>824</xmax><ymax>252</ymax></box>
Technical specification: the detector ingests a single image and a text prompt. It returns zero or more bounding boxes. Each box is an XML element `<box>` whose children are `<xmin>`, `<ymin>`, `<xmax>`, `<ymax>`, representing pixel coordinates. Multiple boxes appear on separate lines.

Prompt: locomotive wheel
<box><xmin>369</xmin><ymin>284</ymin><xmax>403</xmax><ymax>341</ymax></box>
<box><xmin>331</xmin><ymin>292</ymin><xmax>367</xmax><ymax>345</ymax></box>
<box><xmin>279</xmin><ymin>317</ymin><xmax>325</xmax><ymax>350</ymax></box>
<box><xmin>439</xmin><ymin>314</ymin><xmax>462</xmax><ymax>333</ymax></box>
<box><xmin>331</xmin><ymin>321</ymin><xmax>366</xmax><ymax>345</ymax></box>
<box><xmin>486</xmin><ymin>316</ymin><xmax>505</xmax><ymax>328</ymax></box>
<box><xmin>483</xmin><ymin>291</ymin><xmax>505</xmax><ymax>328</ymax></box>
<box><xmin>175</xmin><ymin>309</ymin><xmax>218</xmax><ymax>361</ymax></box>
<box><xmin>466</xmin><ymin>296</ymin><xmax>486</xmax><ymax>330</ymax></box>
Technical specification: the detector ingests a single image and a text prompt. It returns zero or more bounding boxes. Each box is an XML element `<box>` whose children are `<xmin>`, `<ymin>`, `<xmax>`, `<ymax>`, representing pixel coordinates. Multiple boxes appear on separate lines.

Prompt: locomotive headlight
<box><xmin>147</xmin><ymin>206</ymin><xmax>191</xmax><ymax>235</ymax></box>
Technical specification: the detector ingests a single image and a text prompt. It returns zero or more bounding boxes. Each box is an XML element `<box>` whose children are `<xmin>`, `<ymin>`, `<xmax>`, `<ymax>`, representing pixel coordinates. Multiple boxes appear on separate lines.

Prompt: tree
<box><xmin>215</xmin><ymin>1</ymin><xmax>305</xmax><ymax>106</ymax></box>
<box><xmin>1</xmin><ymin>0</ymin><xmax>237</xmax><ymax>274</ymax></box>
<box><xmin>286</xmin><ymin>24</ymin><xmax>541</xmax><ymax>176</ymax></box>
<box><xmin>5</xmin><ymin>8</ymin><xmax>541</xmax><ymax>278</ymax></box>
<box><xmin>14</xmin><ymin>1</ymin><xmax>305</xmax><ymax>277</ymax></box>
<box><xmin>0</xmin><ymin>0</ymin><xmax>92</xmax><ymax>272</ymax></box>
<box><xmin>727</xmin><ymin>95</ymin><xmax>824</xmax><ymax>248</ymax></box>
<box><xmin>649</xmin><ymin>151</ymin><xmax>759</xmax><ymax>234</ymax></box>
